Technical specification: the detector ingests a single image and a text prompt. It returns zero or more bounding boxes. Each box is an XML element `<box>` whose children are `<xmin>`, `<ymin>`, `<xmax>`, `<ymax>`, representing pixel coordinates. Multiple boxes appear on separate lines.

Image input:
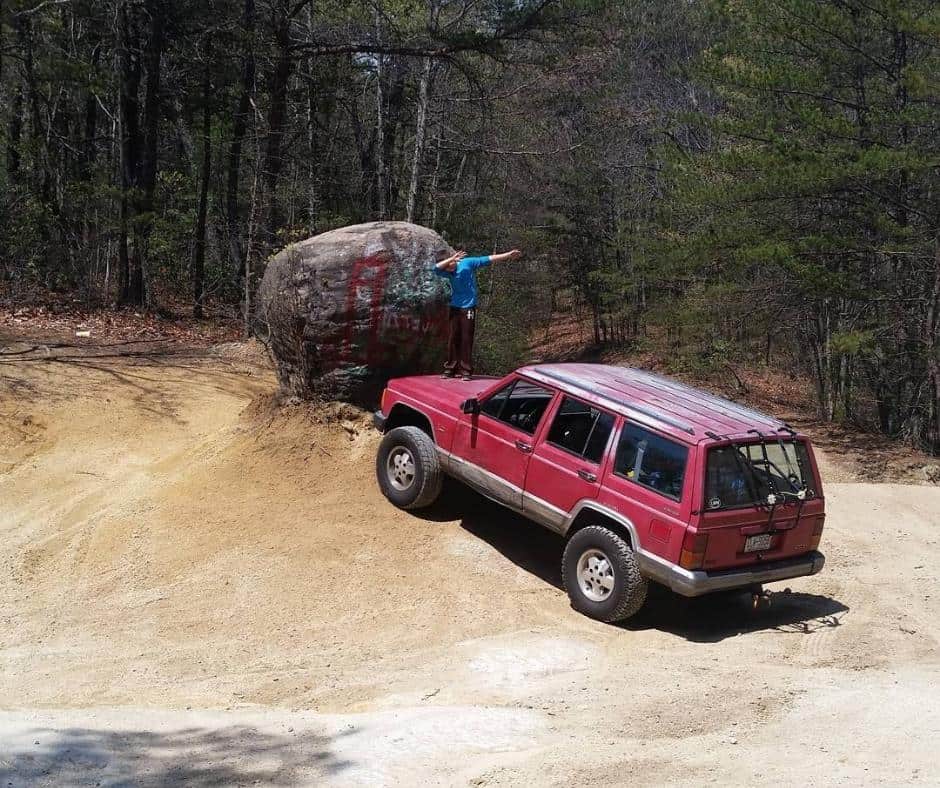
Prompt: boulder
<box><xmin>259</xmin><ymin>221</ymin><xmax>452</xmax><ymax>404</ymax></box>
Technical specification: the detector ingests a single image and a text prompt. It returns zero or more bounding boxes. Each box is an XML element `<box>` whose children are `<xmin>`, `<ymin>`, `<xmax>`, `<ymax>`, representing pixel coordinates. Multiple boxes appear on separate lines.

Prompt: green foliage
<box><xmin>667</xmin><ymin>0</ymin><xmax>940</xmax><ymax>444</ymax></box>
<box><xmin>829</xmin><ymin>330</ymin><xmax>876</xmax><ymax>358</ymax></box>
<box><xmin>475</xmin><ymin>310</ymin><xmax>530</xmax><ymax>375</ymax></box>
<box><xmin>1</xmin><ymin>0</ymin><xmax>937</xmax><ymax>449</ymax></box>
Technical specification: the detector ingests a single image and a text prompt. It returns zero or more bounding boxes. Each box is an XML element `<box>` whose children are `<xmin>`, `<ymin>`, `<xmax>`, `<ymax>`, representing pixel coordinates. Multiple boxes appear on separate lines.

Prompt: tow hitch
<box><xmin>750</xmin><ymin>584</ymin><xmax>772</xmax><ymax>610</ymax></box>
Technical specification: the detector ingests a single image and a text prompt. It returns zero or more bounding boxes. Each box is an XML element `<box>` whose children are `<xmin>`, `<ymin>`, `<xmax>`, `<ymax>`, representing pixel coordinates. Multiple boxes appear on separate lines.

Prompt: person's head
<box><xmin>436</xmin><ymin>249</ymin><xmax>463</xmax><ymax>272</ymax></box>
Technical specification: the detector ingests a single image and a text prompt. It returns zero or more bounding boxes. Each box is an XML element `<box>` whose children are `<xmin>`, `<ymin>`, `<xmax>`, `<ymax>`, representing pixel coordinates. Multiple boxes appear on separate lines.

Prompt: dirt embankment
<box><xmin>1</xmin><ymin>337</ymin><xmax>939</xmax><ymax>786</ymax></box>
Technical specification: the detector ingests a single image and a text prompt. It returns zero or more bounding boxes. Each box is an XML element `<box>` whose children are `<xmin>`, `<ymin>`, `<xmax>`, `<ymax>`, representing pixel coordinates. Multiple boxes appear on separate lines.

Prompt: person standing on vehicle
<box><xmin>433</xmin><ymin>247</ymin><xmax>523</xmax><ymax>379</ymax></box>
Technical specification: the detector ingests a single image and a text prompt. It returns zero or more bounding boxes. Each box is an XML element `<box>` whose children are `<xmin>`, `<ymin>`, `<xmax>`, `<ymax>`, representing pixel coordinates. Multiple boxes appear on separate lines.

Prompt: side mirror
<box><xmin>461</xmin><ymin>398</ymin><xmax>480</xmax><ymax>415</ymax></box>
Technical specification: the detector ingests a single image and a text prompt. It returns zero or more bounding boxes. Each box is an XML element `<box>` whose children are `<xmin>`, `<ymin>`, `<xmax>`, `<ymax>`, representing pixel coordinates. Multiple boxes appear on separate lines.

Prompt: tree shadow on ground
<box><xmin>417</xmin><ymin>480</ymin><xmax>847</xmax><ymax>642</ymax></box>
<box><xmin>0</xmin><ymin>723</ymin><xmax>352</xmax><ymax>787</ymax></box>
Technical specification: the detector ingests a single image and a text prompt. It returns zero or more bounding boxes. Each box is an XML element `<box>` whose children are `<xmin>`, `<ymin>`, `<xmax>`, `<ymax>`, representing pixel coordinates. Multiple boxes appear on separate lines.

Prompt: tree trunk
<box><xmin>243</xmin><ymin>94</ymin><xmax>265</xmax><ymax>335</ymax></box>
<box><xmin>79</xmin><ymin>44</ymin><xmax>101</xmax><ymax>182</ymax></box>
<box><xmin>405</xmin><ymin>57</ymin><xmax>432</xmax><ymax>223</ymax></box>
<box><xmin>262</xmin><ymin>1</ymin><xmax>293</xmax><ymax>245</ymax></box>
<box><xmin>225</xmin><ymin>0</ymin><xmax>255</xmax><ymax>280</ymax></box>
<box><xmin>117</xmin><ymin>0</ymin><xmax>142</xmax><ymax>303</ymax></box>
<box><xmin>348</xmin><ymin>90</ymin><xmax>376</xmax><ymax>210</ymax></box>
<box><xmin>926</xmin><ymin>241</ymin><xmax>940</xmax><ymax>454</ymax></box>
<box><xmin>14</xmin><ymin>13</ymin><xmax>51</xmax><ymax>205</ymax></box>
<box><xmin>304</xmin><ymin>3</ymin><xmax>319</xmax><ymax>235</ymax></box>
<box><xmin>128</xmin><ymin>0</ymin><xmax>165</xmax><ymax>306</ymax></box>
<box><xmin>444</xmin><ymin>153</ymin><xmax>467</xmax><ymax>224</ymax></box>
<box><xmin>370</xmin><ymin>7</ymin><xmax>404</xmax><ymax>218</ymax></box>
<box><xmin>374</xmin><ymin>41</ymin><xmax>388</xmax><ymax>217</ymax></box>
<box><xmin>428</xmin><ymin>121</ymin><xmax>443</xmax><ymax>226</ymax></box>
<box><xmin>193</xmin><ymin>58</ymin><xmax>212</xmax><ymax>318</ymax></box>
<box><xmin>6</xmin><ymin>85</ymin><xmax>23</xmax><ymax>179</ymax></box>
<box><xmin>383</xmin><ymin>66</ymin><xmax>407</xmax><ymax>213</ymax></box>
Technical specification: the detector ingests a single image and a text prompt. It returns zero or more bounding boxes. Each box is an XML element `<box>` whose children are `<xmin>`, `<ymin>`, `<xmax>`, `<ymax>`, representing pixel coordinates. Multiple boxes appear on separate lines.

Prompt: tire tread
<box><xmin>377</xmin><ymin>426</ymin><xmax>442</xmax><ymax>510</ymax></box>
<box><xmin>562</xmin><ymin>525</ymin><xmax>648</xmax><ymax>622</ymax></box>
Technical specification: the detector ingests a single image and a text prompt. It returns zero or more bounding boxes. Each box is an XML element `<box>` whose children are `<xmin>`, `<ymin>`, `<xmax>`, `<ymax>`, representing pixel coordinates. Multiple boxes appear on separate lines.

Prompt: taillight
<box><xmin>680</xmin><ymin>530</ymin><xmax>708</xmax><ymax>570</ymax></box>
<box><xmin>380</xmin><ymin>388</ymin><xmax>388</xmax><ymax>413</ymax></box>
<box><xmin>809</xmin><ymin>515</ymin><xmax>825</xmax><ymax>551</ymax></box>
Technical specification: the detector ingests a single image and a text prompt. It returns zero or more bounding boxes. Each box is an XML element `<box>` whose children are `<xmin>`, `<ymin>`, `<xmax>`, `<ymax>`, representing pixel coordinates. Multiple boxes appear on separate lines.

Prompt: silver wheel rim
<box><xmin>386</xmin><ymin>446</ymin><xmax>416</xmax><ymax>491</ymax></box>
<box><xmin>576</xmin><ymin>548</ymin><xmax>615</xmax><ymax>602</ymax></box>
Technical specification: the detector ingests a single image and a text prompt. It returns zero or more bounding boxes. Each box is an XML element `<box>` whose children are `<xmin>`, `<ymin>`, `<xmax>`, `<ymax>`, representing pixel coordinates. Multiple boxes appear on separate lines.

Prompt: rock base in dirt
<box><xmin>258</xmin><ymin>221</ymin><xmax>452</xmax><ymax>405</ymax></box>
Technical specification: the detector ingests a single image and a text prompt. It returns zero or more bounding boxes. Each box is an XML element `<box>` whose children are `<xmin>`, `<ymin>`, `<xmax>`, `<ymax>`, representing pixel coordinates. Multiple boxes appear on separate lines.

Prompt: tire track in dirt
<box><xmin>1</xmin><ymin>345</ymin><xmax>939</xmax><ymax>786</ymax></box>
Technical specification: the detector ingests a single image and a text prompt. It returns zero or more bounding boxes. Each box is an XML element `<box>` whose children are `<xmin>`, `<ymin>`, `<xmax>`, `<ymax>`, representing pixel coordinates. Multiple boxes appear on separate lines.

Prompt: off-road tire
<box><xmin>376</xmin><ymin>426</ymin><xmax>443</xmax><ymax>510</ymax></box>
<box><xmin>562</xmin><ymin>525</ymin><xmax>648</xmax><ymax>622</ymax></box>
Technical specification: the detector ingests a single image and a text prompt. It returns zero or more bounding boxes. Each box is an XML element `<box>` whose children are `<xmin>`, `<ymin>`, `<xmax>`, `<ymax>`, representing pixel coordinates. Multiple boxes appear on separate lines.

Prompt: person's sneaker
<box><xmin>461</xmin><ymin>374</ymin><xmax>473</xmax><ymax>381</ymax></box>
<box><xmin>441</xmin><ymin>372</ymin><xmax>455</xmax><ymax>379</ymax></box>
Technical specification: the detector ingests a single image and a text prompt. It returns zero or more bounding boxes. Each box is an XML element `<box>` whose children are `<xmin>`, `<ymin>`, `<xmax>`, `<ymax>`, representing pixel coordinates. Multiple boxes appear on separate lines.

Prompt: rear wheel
<box><xmin>376</xmin><ymin>426</ymin><xmax>442</xmax><ymax>510</ymax></box>
<box><xmin>562</xmin><ymin>525</ymin><xmax>648</xmax><ymax>622</ymax></box>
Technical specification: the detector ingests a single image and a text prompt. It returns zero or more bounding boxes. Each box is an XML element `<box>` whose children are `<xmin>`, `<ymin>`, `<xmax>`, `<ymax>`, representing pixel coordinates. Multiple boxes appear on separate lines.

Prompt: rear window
<box><xmin>614</xmin><ymin>424</ymin><xmax>688</xmax><ymax>501</ymax></box>
<box><xmin>705</xmin><ymin>440</ymin><xmax>815</xmax><ymax>510</ymax></box>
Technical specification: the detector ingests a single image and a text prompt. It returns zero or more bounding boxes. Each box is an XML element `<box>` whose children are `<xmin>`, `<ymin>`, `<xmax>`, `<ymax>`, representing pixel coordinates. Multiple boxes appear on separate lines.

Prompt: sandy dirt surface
<box><xmin>1</xmin><ymin>337</ymin><xmax>939</xmax><ymax>786</ymax></box>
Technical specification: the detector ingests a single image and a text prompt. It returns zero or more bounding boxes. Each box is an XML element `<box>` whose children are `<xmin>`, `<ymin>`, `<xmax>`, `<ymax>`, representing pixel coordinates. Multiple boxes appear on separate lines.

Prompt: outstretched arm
<box><xmin>487</xmin><ymin>249</ymin><xmax>523</xmax><ymax>263</ymax></box>
<box><xmin>435</xmin><ymin>250</ymin><xmax>466</xmax><ymax>270</ymax></box>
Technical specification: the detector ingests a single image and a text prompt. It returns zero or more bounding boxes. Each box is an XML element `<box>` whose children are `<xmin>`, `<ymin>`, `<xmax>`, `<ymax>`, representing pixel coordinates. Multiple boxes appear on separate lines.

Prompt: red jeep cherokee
<box><xmin>373</xmin><ymin>364</ymin><xmax>826</xmax><ymax>622</ymax></box>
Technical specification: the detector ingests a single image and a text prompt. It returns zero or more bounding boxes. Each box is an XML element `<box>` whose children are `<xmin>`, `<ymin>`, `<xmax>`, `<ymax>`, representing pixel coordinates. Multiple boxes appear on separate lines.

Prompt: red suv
<box><xmin>374</xmin><ymin>364</ymin><xmax>826</xmax><ymax>622</ymax></box>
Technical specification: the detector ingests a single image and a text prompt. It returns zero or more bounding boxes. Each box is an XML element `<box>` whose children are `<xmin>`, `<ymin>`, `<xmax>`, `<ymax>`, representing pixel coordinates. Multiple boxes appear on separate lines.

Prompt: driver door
<box><xmin>452</xmin><ymin>378</ymin><xmax>555</xmax><ymax>509</ymax></box>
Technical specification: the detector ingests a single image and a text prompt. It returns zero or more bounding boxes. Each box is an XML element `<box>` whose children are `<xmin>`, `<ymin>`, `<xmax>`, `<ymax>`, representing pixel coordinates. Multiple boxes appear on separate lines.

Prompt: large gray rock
<box><xmin>259</xmin><ymin>221</ymin><xmax>452</xmax><ymax>404</ymax></box>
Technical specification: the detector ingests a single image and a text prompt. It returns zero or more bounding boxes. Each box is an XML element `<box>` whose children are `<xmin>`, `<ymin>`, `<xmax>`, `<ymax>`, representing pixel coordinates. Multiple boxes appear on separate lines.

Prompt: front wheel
<box><xmin>562</xmin><ymin>525</ymin><xmax>648</xmax><ymax>622</ymax></box>
<box><xmin>376</xmin><ymin>426</ymin><xmax>443</xmax><ymax>510</ymax></box>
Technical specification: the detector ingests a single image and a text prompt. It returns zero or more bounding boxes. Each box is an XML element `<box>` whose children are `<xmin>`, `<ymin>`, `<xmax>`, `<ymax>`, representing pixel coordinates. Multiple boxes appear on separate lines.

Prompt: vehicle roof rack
<box><xmin>532</xmin><ymin>366</ymin><xmax>697</xmax><ymax>435</ymax></box>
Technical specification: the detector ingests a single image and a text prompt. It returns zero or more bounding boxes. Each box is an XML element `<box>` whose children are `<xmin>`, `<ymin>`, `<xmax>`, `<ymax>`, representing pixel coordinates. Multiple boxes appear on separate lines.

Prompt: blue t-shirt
<box><xmin>433</xmin><ymin>255</ymin><xmax>490</xmax><ymax>308</ymax></box>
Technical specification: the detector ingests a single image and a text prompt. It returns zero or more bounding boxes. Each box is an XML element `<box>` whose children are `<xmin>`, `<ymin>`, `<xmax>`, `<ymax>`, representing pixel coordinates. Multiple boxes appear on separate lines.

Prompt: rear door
<box><xmin>524</xmin><ymin>395</ymin><xmax>616</xmax><ymax>532</ymax></box>
<box><xmin>451</xmin><ymin>377</ymin><xmax>555</xmax><ymax>509</ymax></box>
<box><xmin>596</xmin><ymin>421</ymin><xmax>694</xmax><ymax>561</ymax></box>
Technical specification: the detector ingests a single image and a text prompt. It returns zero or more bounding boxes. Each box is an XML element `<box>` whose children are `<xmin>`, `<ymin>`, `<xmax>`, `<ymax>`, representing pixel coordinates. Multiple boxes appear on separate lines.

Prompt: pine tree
<box><xmin>671</xmin><ymin>0</ymin><xmax>940</xmax><ymax>448</ymax></box>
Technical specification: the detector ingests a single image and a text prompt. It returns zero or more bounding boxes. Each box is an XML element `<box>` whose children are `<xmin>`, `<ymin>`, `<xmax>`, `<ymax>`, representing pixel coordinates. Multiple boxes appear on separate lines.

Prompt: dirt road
<box><xmin>1</xmin><ymin>339</ymin><xmax>938</xmax><ymax>786</ymax></box>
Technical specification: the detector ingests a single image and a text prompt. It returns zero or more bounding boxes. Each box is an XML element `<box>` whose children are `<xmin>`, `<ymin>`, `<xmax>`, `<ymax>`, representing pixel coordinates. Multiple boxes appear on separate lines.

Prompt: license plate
<box><xmin>744</xmin><ymin>533</ymin><xmax>773</xmax><ymax>553</ymax></box>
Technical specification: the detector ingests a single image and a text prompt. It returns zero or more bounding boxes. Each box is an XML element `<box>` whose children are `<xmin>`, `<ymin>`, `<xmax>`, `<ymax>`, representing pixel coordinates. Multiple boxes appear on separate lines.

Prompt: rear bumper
<box><xmin>373</xmin><ymin>410</ymin><xmax>387</xmax><ymax>432</ymax></box>
<box><xmin>638</xmin><ymin>550</ymin><xmax>826</xmax><ymax>597</ymax></box>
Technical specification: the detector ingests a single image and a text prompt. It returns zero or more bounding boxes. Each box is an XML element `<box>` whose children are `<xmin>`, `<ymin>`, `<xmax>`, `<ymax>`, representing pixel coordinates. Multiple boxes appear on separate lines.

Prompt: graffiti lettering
<box><xmin>321</xmin><ymin>252</ymin><xmax>448</xmax><ymax>374</ymax></box>
<box><xmin>341</xmin><ymin>252</ymin><xmax>389</xmax><ymax>366</ymax></box>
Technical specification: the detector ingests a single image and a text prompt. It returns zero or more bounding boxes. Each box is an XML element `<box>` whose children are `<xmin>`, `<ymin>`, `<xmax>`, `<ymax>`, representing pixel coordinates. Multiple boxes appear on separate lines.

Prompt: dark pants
<box><xmin>444</xmin><ymin>306</ymin><xmax>476</xmax><ymax>377</ymax></box>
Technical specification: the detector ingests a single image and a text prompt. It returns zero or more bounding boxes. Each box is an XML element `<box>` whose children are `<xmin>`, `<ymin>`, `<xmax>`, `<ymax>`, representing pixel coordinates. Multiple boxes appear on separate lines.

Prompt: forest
<box><xmin>0</xmin><ymin>0</ymin><xmax>938</xmax><ymax>453</ymax></box>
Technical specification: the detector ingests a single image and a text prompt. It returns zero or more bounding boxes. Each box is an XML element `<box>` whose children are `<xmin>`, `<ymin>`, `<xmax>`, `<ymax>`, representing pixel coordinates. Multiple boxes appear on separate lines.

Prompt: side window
<box><xmin>479</xmin><ymin>379</ymin><xmax>553</xmax><ymax>435</ymax></box>
<box><xmin>480</xmin><ymin>382</ymin><xmax>511</xmax><ymax>420</ymax></box>
<box><xmin>546</xmin><ymin>397</ymin><xmax>615</xmax><ymax>464</ymax></box>
<box><xmin>614</xmin><ymin>424</ymin><xmax>688</xmax><ymax>501</ymax></box>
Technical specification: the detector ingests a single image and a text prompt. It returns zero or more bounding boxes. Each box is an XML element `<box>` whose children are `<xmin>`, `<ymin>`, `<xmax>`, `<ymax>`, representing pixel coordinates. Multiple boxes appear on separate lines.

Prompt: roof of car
<box><xmin>518</xmin><ymin>363</ymin><xmax>791</xmax><ymax>443</ymax></box>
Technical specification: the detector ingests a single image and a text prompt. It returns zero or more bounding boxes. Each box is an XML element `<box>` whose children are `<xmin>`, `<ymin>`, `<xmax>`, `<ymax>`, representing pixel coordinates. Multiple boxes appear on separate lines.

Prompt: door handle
<box><xmin>577</xmin><ymin>469</ymin><xmax>597</xmax><ymax>482</ymax></box>
<box><xmin>515</xmin><ymin>439</ymin><xmax>533</xmax><ymax>453</ymax></box>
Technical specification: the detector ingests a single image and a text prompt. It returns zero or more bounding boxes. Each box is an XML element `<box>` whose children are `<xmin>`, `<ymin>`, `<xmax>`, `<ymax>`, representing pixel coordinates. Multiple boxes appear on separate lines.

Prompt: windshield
<box><xmin>705</xmin><ymin>440</ymin><xmax>814</xmax><ymax>510</ymax></box>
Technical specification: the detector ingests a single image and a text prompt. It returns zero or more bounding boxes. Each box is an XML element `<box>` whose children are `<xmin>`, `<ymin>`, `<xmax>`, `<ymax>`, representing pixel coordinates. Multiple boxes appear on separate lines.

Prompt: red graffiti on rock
<box><xmin>323</xmin><ymin>252</ymin><xmax>448</xmax><ymax>372</ymax></box>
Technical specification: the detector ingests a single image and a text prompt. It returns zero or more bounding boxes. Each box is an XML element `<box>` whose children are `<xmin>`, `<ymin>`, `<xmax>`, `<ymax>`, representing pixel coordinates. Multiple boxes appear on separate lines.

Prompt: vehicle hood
<box><xmin>388</xmin><ymin>374</ymin><xmax>499</xmax><ymax>414</ymax></box>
